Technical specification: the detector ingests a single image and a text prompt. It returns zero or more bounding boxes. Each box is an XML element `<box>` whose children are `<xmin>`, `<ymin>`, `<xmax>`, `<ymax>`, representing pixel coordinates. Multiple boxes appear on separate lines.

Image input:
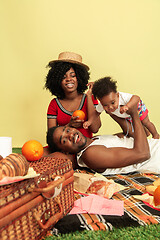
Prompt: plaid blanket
<box><xmin>52</xmin><ymin>170</ymin><xmax>160</xmax><ymax>234</ymax></box>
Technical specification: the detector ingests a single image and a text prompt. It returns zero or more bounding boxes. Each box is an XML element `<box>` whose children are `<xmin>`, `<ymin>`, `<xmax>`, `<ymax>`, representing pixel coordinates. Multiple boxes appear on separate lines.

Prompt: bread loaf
<box><xmin>0</xmin><ymin>153</ymin><xmax>29</xmax><ymax>180</ymax></box>
<box><xmin>87</xmin><ymin>180</ymin><xmax>120</xmax><ymax>199</ymax></box>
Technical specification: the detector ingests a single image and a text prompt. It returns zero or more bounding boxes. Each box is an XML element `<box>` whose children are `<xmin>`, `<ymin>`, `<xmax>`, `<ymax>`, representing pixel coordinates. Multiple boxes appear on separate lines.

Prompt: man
<box><xmin>47</xmin><ymin>105</ymin><xmax>160</xmax><ymax>175</ymax></box>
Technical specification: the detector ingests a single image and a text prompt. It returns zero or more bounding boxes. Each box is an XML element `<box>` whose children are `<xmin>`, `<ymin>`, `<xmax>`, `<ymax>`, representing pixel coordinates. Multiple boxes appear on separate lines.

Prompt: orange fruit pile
<box><xmin>154</xmin><ymin>185</ymin><xmax>160</xmax><ymax>206</ymax></box>
<box><xmin>22</xmin><ymin>140</ymin><xmax>44</xmax><ymax>161</ymax></box>
<box><xmin>72</xmin><ymin>110</ymin><xmax>85</xmax><ymax>120</ymax></box>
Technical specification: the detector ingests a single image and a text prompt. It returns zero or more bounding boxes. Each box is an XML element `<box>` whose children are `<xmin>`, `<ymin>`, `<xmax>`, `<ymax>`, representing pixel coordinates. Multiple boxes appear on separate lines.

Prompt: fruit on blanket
<box><xmin>0</xmin><ymin>153</ymin><xmax>29</xmax><ymax>179</ymax></box>
<box><xmin>22</xmin><ymin>140</ymin><xmax>43</xmax><ymax>161</ymax></box>
<box><xmin>145</xmin><ymin>178</ymin><xmax>160</xmax><ymax>195</ymax></box>
<box><xmin>154</xmin><ymin>185</ymin><xmax>160</xmax><ymax>206</ymax></box>
<box><xmin>145</xmin><ymin>185</ymin><xmax>157</xmax><ymax>195</ymax></box>
<box><xmin>72</xmin><ymin>110</ymin><xmax>85</xmax><ymax>120</ymax></box>
<box><xmin>153</xmin><ymin>178</ymin><xmax>160</xmax><ymax>187</ymax></box>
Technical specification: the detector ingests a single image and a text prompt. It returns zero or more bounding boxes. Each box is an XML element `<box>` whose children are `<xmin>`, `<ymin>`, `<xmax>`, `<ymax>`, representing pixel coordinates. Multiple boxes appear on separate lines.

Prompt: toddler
<box><xmin>84</xmin><ymin>77</ymin><xmax>159</xmax><ymax>139</ymax></box>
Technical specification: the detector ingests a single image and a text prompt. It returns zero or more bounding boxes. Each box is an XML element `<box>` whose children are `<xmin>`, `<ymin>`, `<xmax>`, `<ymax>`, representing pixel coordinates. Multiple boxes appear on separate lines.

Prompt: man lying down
<box><xmin>46</xmin><ymin>105</ymin><xmax>160</xmax><ymax>175</ymax></box>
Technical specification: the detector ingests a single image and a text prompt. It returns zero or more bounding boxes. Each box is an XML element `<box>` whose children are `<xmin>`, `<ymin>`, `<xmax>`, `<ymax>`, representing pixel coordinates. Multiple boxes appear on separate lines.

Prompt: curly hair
<box><xmin>44</xmin><ymin>62</ymin><xmax>90</xmax><ymax>99</ymax></box>
<box><xmin>46</xmin><ymin>126</ymin><xmax>60</xmax><ymax>152</ymax></box>
<box><xmin>92</xmin><ymin>77</ymin><xmax>117</xmax><ymax>99</ymax></box>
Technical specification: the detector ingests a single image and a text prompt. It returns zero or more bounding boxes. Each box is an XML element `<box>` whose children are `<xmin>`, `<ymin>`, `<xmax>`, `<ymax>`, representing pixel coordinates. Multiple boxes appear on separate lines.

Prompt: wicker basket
<box><xmin>0</xmin><ymin>157</ymin><xmax>74</xmax><ymax>240</ymax></box>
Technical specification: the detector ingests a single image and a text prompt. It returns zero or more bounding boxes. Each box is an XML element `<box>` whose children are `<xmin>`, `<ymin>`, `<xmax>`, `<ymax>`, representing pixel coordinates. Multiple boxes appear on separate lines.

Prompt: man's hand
<box><xmin>126</xmin><ymin>103</ymin><xmax>138</xmax><ymax>116</ymax></box>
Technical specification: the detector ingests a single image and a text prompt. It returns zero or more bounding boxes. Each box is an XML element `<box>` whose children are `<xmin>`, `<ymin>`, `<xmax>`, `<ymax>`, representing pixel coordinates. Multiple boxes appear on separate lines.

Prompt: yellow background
<box><xmin>0</xmin><ymin>0</ymin><xmax>160</xmax><ymax>147</ymax></box>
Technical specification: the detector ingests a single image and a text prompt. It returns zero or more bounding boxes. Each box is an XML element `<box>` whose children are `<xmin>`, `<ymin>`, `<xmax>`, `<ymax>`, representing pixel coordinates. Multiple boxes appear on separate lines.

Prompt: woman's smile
<box><xmin>65</xmin><ymin>82</ymin><xmax>75</xmax><ymax>89</ymax></box>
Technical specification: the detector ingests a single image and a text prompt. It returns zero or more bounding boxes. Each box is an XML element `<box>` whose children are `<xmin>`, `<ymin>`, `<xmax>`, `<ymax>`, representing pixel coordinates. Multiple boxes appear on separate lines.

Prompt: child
<box><xmin>84</xmin><ymin>76</ymin><xmax>159</xmax><ymax>139</ymax></box>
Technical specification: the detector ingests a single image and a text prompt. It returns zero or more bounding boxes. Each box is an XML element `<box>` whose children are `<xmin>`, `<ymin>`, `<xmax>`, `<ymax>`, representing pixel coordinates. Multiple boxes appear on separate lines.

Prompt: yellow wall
<box><xmin>0</xmin><ymin>0</ymin><xmax>160</xmax><ymax>147</ymax></box>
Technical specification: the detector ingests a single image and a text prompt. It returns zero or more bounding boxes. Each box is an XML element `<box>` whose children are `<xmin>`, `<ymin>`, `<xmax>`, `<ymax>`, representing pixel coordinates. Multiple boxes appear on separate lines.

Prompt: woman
<box><xmin>43</xmin><ymin>52</ymin><xmax>101</xmax><ymax>161</ymax></box>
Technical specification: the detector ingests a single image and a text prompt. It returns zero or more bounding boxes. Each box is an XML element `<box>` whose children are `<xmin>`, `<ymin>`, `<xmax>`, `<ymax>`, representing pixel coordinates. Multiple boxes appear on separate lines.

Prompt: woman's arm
<box><xmin>47</xmin><ymin>118</ymin><xmax>57</xmax><ymax>129</ymax></box>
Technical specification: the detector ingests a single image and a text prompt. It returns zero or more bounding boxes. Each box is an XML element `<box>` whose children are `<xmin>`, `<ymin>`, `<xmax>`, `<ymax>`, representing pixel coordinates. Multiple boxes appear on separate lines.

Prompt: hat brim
<box><xmin>49</xmin><ymin>59</ymin><xmax>89</xmax><ymax>71</ymax></box>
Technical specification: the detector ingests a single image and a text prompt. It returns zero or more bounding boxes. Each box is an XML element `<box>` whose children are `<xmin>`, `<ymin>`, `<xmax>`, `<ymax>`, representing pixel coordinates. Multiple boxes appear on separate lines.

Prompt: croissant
<box><xmin>0</xmin><ymin>153</ymin><xmax>29</xmax><ymax>180</ymax></box>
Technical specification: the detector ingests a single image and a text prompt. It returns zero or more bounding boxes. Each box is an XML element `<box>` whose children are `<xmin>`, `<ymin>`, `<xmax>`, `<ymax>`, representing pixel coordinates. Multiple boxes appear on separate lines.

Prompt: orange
<box><xmin>22</xmin><ymin>140</ymin><xmax>44</xmax><ymax>161</ymax></box>
<box><xmin>154</xmin><ymin>185</ymin><xmax>160</xmax><ymax>206</ymax></box>
<box><xmin>72</xmin><ymin>110</ymin><xmax>85</xmax><ymax>120</ymax></box>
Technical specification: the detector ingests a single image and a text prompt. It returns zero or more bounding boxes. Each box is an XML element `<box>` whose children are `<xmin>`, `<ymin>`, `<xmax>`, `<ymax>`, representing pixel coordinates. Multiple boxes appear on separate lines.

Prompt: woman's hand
<box><xmin>68</xmin><ymin>116</ymin><xmax>84</xmax><ymax>128</ymax></box>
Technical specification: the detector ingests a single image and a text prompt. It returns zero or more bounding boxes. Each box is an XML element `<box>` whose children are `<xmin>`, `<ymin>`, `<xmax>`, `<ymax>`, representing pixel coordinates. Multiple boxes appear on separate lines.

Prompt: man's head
<box><xmin>47</xmin><ymin>126</ymin><xmax>88</xmax><ymax>153</ymax></box>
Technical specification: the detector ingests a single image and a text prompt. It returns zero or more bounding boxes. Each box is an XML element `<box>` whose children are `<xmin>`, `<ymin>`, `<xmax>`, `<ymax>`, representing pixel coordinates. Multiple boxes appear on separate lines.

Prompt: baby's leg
<box><xmin>143</xmin><ymin>125</ymin><xmax>150</xmax><ymax>137</ymax></box>
<box><xmin>142</xmin><ymin>115</ymin><xmax>159</xmax><ymax>139</ymax></box>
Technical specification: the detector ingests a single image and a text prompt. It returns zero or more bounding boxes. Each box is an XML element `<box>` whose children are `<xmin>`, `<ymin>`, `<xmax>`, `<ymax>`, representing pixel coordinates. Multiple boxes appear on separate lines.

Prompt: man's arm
<box><xmin>120</xmin><ymin>95</ymin><xmax>140</xmax><ymax>114</ymax></box>
<box><xmin>126</xmin><ymin>95</ymin><xmax>140</xmax><ymax>109</ymax></box>
<box><xmin>110</xmin><ymin>113</ymin><xmax>134</xmax><ymax>137</ymax></box>
<box><xmin>81</xmin><ymin>105</ymin><xmax>150</xmax><ymax>172</ymax></box>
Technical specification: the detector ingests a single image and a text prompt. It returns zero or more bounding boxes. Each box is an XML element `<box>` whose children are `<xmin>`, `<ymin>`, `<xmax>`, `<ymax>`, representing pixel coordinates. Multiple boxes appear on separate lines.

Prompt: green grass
<box><xmin>13</xmin><ymin>148</ymin><xmax>160</xmax><ymax>239</ymax></box>
<box><xmin>12</xmin><ymin>148</ymin><xmax>22</xmax><ymax>154</ymax></box>
<box><xmin>44</xmin><ymin>224</ymin><xmax>160</xmax><ymax>239</ymax></box>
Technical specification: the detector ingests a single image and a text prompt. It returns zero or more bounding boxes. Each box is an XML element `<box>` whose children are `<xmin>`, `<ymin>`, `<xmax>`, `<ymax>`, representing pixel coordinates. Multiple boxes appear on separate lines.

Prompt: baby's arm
<box><xmin>120</xmin><ymin>95</ymin><xmax>140</xmax><ymax>114</ymax></box>
<box><xmin>83</xmin><ymin>119</ymin><xmax>92</xmax><ymax>129</ymax></box>
<box><xmin>85</xmin><ymin>82</ymin><xmax>101</xmax><ymax>132</ymax></box>
<box><xmin>83</xmin><ymin>111</ymin><xmax>100</xmax><ymax>129</ymax></box>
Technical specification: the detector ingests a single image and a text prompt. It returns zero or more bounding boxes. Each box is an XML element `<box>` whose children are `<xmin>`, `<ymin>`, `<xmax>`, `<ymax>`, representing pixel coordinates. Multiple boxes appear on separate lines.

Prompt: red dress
<box><xmin>47</xmin><ymin>94</ymin><xmax>98</xmax><ymax>138</ymax></box>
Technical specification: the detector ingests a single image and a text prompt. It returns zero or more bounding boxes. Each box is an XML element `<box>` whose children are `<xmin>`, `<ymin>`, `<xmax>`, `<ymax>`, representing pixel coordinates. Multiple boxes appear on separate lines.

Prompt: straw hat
<box><xmin>49</xmin><ymin>52</ymin><xmax>89</xmax><ymax>70</ymax></box>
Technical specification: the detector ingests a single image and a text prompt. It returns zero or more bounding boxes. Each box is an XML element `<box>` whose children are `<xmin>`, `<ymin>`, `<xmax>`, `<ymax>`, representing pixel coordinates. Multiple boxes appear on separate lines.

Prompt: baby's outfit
<box><xmin>96</xmin><ymin>91</ymin><xmax>148</xmax><ymax>122</ymax></box>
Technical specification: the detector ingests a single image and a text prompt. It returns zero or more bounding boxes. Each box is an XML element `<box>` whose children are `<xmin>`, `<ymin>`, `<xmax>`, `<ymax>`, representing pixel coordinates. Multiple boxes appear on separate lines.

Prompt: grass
<box><xmin>12</xmin><ymin>148</ymin><xmax>22</xmax><ymax>154</ymax></box>
<box><xmin>13</xmin><ymin>148</ymin><xmax>160</xmax><ymax>239</ymax></box>
<box><xmin>44</xmin><ymin>224</ymin><xmax>160</xmax><ymax>239</ymax></box>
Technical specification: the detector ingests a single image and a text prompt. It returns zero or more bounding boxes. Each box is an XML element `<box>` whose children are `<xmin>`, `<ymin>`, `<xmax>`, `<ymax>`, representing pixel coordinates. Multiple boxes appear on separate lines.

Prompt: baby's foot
<box><xmin>153</xmin><ymin>134</ymin><xmax>160</xmax><ymax>139</ymax></box>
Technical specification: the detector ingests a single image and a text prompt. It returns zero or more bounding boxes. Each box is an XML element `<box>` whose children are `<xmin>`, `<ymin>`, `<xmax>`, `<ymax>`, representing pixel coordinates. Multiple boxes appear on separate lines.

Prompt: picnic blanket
<box><xmin>51</xmin><ymin>169</ymin><xmax>160</xmax><ymax>235</ymax></box>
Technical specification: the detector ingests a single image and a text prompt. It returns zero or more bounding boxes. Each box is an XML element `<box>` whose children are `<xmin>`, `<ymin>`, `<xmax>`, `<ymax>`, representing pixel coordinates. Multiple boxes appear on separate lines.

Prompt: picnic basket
<box><xmin>0</xmin><ymin>156</ymin><xmax>74</xmax><ymax>240</ymax></box>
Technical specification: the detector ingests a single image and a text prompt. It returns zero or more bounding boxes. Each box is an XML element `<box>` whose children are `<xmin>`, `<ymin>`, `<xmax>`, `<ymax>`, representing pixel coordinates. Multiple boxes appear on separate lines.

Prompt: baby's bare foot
<box><xmin>153</xmin><ymin>134</ymin><xmax>160</xmax><ymax>139</ymax></box>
